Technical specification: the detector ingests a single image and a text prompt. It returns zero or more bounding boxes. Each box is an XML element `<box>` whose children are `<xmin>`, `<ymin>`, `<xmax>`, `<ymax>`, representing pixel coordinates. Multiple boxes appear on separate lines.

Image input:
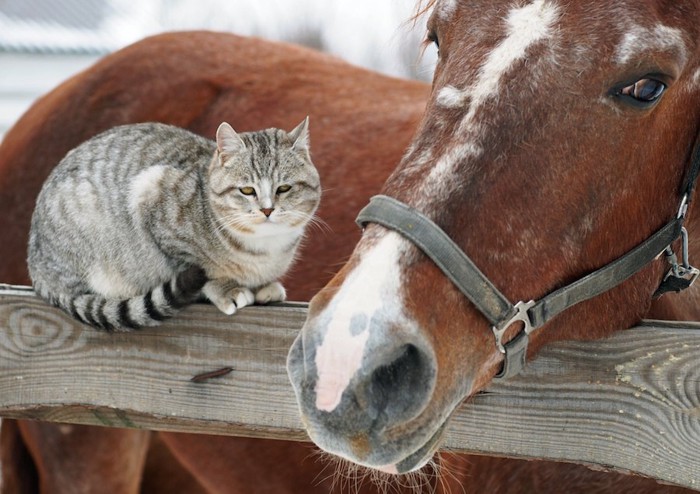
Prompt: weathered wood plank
<box><xmin>1</xmin><ymin>285</ymin><xmax>699</xmax><ymax>490</ymax></box>
<box><xmin>448</xmin><ymin>324</ymin><xmax>700</xmax><ymax>490</ymax></box>
<box><xmin>0</xmin><ymin>284</ymin><xmax>308</xmax><ymax>440</ymax></box>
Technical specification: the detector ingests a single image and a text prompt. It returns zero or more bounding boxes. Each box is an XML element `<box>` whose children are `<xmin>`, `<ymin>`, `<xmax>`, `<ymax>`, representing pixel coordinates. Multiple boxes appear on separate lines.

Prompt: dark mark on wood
<box><xmin>190</xmin><ymin>366</ymin><xmax>234</xmax><ymax>383</ymax></box>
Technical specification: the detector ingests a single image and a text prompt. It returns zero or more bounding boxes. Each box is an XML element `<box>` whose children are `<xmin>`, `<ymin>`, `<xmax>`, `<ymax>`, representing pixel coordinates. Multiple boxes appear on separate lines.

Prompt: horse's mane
<box><xmin>411</xmin><ymin>0</ymin><xmax>438</xmax><ymax>53</ymax></box>
<box><xmin>413</xmin><ymin>0</ymin><xmax>437</xmax><ymax>21</ymax></box>
<box><xmin>416</xmin><ymin>0</ymin><xmax>438</xmax><ymax>12</ymax></box>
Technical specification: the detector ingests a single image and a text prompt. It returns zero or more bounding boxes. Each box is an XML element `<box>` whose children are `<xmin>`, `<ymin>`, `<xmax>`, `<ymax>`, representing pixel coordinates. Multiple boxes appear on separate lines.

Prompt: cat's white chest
<box><xmin>215</xmin><ymin>228</ymin><xmax>301</xmax><ymax>287</ymax></box>
<box><xmin>240</xmin><ymin>228</ymin><xmax>297</xmax><ymax>253</ymax></box>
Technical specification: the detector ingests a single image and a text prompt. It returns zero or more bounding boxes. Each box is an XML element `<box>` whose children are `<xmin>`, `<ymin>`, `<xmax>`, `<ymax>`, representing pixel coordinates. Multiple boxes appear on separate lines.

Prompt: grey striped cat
<box><xmin>28</xmin><ymin>119</ymin><xmax>321</xmax><ymax>330</ymax></box>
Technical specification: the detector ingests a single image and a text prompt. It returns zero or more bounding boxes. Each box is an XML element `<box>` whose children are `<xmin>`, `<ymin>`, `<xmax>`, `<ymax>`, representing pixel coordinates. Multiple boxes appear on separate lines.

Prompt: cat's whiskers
<box><xmin>213</xmin><ymin>213</ymin><xmax>253</xmax><ymax>234</ymax></box>
<box><xmin>282</xmin><ymin>210</ymin><xmax>331</xmax><ymax>234</ymax></box>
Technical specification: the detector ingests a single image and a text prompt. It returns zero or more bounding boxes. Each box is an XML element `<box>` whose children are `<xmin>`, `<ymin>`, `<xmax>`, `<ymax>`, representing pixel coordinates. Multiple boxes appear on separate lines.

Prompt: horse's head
<box><xmin>288</xmin><ymin>0</ymin><xmax>700</xmax><ymax>473</ymax></box>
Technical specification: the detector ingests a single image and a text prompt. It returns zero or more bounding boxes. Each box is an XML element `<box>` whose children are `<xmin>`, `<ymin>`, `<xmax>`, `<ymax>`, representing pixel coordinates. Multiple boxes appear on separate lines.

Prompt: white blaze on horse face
<box><xmin>615</xmin><ymin>24</ymin><xmax>687</xmax><ymax>66</ymax></box>
<box><xmin>425</xmin><ymin>0</ymin><xmax>559</xmax><ymax>204</ymax></box>
<box><xmin>436</xmin><ymin>0</ymin><xmax>559</xmax><ymax>115</ymax></box>
<box><xmin>314</xmin><ymin>232</ymin><xmax>405</xmax><ymax>412</ymax></box>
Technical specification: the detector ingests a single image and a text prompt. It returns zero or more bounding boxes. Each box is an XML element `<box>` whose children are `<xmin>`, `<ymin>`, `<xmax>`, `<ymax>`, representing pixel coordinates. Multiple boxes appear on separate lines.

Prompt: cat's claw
<box><xmin>255</xmin><ymin>281</ymin><xmax>286</xmax><ymax>304</ymax></box>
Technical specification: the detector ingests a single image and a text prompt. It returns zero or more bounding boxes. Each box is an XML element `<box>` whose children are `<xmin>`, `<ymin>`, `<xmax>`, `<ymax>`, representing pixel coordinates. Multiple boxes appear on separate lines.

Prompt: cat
<box><xmin>28</xmin><ymin>118</ymin><xmax>321</xmax><ymax>330</ymax></box>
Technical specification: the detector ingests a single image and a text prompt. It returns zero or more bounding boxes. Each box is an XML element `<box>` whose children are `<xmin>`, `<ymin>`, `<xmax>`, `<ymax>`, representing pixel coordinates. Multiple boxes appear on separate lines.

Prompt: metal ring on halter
<box><xmin>492</xmin><ymin>300</ymin><xmax>536</xmax><ymax>354</ymax></box>
<box><xmin>668</xmin><ymin>227</ymin><xmax>700</xmax><ymax>286</ymax></box>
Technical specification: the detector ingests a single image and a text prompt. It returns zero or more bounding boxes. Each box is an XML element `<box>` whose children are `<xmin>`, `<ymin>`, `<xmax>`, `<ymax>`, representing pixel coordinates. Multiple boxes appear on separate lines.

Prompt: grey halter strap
<box><xmin>356</xmin><ymin>187</ymin><xmax>698</xmax><ymax>380</ymax></box>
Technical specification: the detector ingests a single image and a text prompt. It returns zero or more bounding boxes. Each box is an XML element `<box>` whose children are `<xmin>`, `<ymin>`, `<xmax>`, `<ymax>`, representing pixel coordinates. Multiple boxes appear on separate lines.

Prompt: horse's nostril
<box><xmin>361</xmin><ymin>344</ymin><xmax>434</xmax><ymax>424</ymax></box>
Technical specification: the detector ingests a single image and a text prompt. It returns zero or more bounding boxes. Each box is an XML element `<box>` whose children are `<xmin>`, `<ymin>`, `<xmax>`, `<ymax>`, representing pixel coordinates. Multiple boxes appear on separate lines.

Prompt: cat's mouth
<box><xmin>255</xmin><ymin>215</ymin><xmax>278</xmax><ymax>225</ymax></box>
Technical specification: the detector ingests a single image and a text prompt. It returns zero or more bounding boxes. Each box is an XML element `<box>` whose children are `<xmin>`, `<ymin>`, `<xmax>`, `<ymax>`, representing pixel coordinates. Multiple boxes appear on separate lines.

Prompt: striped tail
<box><xmin>53</xmin><ymin>266</ymin><xmax>207</xmax><ymax>331</ymax></box>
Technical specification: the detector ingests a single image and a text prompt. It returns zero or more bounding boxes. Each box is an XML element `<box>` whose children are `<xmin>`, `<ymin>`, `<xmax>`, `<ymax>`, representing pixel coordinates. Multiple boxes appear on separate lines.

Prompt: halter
<box><xmin>356</xmin><ymin>141</ymin><xmax>700</xmax><ymax>380</ymax></box>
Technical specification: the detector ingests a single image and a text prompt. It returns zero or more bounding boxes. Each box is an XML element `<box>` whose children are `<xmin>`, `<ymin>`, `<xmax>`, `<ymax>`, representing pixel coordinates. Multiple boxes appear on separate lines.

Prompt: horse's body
<box><xmin>0</xmin><ymin>16</ymin><xmax>697</xmax><ymax>494</ymax></box>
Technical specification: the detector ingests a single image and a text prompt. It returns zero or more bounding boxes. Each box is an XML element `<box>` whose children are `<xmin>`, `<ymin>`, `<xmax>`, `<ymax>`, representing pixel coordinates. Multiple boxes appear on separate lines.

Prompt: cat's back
<box><xmin>46</xmin><ymin>122</ymin><xmax>215</xmax><ymax>183</ymax></box>
<box><xmin>29</xmin><ymin>123</ymin><xmax>215</xmax><ymax>292</ymax></box>
<box><xmin>33</xmin><ymin>122</ymin><xmax>215</xmax><ymax>235</ymax></box>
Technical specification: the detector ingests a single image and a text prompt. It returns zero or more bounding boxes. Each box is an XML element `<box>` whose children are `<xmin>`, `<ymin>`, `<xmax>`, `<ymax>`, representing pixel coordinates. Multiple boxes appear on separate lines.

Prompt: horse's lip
<box><xmin>389</xmin><ymin>419</ymin><xmax>449</xmax><ymax>474</ymax></box>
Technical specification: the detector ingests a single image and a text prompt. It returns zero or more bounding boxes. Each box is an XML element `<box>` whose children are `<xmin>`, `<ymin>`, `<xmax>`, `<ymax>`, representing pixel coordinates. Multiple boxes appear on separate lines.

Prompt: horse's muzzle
<box><xmin>286</xmin><ymin>309</ymin><xmax>442</xmax><ymax>471</ymax></box>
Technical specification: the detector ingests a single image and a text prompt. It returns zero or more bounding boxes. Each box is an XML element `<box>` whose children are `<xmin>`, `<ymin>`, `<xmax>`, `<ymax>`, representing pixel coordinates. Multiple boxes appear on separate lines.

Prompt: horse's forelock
<box><xmin>412</xmin><ymin>0</ymin><xmax>439</xmax><ymax>23</ymax></box>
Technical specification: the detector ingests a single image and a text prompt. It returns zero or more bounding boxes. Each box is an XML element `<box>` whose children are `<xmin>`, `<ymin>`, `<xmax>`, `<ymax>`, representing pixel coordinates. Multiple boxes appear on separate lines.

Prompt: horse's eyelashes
<box><xmin>426</xmin><ymin>29</ymin><xmax>439</xmax><ymax>50</ymax></box>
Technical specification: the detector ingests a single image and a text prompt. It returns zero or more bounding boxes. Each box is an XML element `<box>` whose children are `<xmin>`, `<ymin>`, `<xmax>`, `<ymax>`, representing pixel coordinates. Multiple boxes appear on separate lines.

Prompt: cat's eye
<box><xmin>277</xmin><ymin>185</ymin><xmax>292</xmax><ymax>194</ymax></box>
<box><xmin>239</xmin><ymin>187</ymin><xmax>256</xmax><ymax>196</ymax></box>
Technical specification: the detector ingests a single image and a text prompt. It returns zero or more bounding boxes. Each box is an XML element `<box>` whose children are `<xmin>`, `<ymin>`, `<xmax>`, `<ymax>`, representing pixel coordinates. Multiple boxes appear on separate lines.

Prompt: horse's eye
<box><xmin>277</xmin><ymin>184</ymin><xmax>292</xmax><ymax>194</ymax></box>
<box><xmin>617</xmin><ymin>79</ymin><xmax>666</xmax><ymax>105</ymax></box>
<box><xmin>426</xmin><ymin>29</ymin><xmax>439</xmax><ymax>49</ymax></box>
<box><xmin>239</xmin><ymin>186</ymin><xmax>256</xmax><ymax>196</ymax></box>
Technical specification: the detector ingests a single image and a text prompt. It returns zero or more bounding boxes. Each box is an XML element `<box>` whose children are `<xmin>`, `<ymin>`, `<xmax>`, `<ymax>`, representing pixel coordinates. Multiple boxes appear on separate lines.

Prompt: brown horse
<box><xmin>0</xmin><ymin>8</ymin><xmax>697</xmax><ymax>494</ymax></box>
<box><xmin>289</xmin><ymin>0</ymin><xmax>700</xmax><ymax>480</ymax></box>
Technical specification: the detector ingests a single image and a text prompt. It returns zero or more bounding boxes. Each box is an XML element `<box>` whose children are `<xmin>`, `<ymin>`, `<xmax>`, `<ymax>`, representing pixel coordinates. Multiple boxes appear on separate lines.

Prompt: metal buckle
<box><xmin>662</xmin><ymin>227</ymin><xmax>700</xmax><ymax>288</ymax></box>
<box><xmin>680</xmin><ymin>267</ymin><xmax>700</xmax><ymax>287</ymax></box>
<box><xmin>492</xmin><ymin>300</ymin><xmax>536</xmax><ymax>354</ymax></box>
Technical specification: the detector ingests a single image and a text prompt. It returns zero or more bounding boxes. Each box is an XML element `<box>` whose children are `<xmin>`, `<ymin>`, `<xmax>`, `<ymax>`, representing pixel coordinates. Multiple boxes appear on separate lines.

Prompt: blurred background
<box><xmin>0</xmin><ymin>0</ymin><xmax>437</xmax><ymax>141</ymax></box>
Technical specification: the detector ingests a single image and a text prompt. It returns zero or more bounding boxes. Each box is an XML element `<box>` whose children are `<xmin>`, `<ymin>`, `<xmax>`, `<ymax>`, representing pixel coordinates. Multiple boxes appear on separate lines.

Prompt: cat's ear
<box><xmin>288</xmin><ymin>116</ymin><xmax>310</xmax><ymax>154</ymax></box>
<box><xmin>216</xmin><ymin>122</ymin><xmax>246</xmax><ymax>161</ymax></box>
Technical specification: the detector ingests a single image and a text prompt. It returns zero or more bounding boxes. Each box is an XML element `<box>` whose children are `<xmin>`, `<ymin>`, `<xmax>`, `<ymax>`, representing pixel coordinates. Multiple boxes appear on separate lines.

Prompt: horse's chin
<box><xmin>309</xmin><ymin>412</ymin><xmax>451</xmax><ymax>476</ymax></box>
<box><xmin>381</xmin><ymin>419</ymin><xmax>449</xmax><ymax>474</ymax></box>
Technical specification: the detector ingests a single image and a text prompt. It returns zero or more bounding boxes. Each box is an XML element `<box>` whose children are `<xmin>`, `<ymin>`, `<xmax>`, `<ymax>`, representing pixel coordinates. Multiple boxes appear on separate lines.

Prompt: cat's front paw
<box><xmin>203</xmin><ymin>280</ymin><xmax>255</xmax><ymax>315</ymax></box>
<box><xmin>255</xmin><ymin>281</ymin><xmax>287</xmax><ymax>304</ymax></box>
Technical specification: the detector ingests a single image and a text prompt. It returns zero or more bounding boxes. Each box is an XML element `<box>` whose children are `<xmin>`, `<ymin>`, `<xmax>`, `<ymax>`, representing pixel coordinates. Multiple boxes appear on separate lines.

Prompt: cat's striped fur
<box><xmin>28</xmin><ymin>120</ymin><xmax>320</xmax><ymax>330</ymax></box>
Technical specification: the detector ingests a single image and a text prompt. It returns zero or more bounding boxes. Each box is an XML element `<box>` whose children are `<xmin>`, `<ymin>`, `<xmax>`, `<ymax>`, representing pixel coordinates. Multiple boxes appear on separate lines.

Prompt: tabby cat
<box><xmin>28</xmin><ymin>119</ymin><xmax>321</xmax><ymax>330</ymax></box>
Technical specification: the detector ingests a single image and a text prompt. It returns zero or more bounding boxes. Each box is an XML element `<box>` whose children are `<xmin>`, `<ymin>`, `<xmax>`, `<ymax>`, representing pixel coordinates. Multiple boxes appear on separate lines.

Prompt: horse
<box><xmin>1</xmin><ymin>6</ymin><xmax>698</xmax><ymax>494</ymax></box>
<box><xmin>288</xmin><ymin>0</ymin><xmax>700</xmax><ymax>481</ymax></box>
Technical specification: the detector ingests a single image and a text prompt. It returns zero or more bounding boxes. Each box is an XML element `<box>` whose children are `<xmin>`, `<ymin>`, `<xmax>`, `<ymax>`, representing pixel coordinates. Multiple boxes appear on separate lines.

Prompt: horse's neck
<box><xmin>646</xmin><ymin>210</ymin><xmax>700</xmax><ymax>321</ymax></box>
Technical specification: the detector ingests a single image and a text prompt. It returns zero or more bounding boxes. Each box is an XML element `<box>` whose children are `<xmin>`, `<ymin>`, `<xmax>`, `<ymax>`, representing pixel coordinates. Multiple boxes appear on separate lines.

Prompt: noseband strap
<box><xmin>356</xmin><ymin>142</ymin><xmax>700</xmax><ymax>380</ymax></box>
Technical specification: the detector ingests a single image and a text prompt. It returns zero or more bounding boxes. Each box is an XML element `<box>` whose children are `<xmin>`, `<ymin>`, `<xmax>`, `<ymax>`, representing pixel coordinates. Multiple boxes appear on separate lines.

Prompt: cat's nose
<box><xmin>261</xmin><ymin>208</ymin><xmax>274</xmax><ymax>217</ymax></box>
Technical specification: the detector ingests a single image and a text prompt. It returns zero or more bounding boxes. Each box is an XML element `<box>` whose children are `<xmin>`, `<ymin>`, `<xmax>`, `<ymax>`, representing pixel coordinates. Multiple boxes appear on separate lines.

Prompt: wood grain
<box><xmin>1</xmin><ymin>285</ymin><xmax>699</xmax><ymax>490</ymax></box>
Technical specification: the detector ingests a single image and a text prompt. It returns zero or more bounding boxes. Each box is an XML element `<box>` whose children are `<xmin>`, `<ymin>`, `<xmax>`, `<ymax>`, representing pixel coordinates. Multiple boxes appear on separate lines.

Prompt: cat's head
<box><xmin>207</xmin><ymin>118</ymin><xmax>321</xmax><ymax>237</ymax></box>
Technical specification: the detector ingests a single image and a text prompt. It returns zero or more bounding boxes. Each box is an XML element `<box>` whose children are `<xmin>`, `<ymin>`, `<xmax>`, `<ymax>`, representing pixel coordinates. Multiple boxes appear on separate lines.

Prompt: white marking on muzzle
<box><xmin>314</xmin><ymin>233</ymin><xmax>405</xmax><ymax>412</ymax></box>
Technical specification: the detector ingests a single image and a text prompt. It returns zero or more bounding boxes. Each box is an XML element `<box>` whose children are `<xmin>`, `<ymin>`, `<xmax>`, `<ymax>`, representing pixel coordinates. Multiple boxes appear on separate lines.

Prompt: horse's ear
<box><xmin>216</xmin><ymin>122</ymin><xmax>246</xmax><ymax>160</ymax></box>
<box><xmin>289</xmin><ymin>116</ymin><xmax>310</xmax><ymax>154</ymax></box>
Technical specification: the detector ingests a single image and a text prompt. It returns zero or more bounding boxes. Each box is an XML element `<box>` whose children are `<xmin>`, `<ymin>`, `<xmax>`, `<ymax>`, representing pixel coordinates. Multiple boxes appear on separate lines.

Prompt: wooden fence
<box><xmin>1</xmin><ymin>284</ymin><xmax>699</xmax><ymax>490</ymax></box>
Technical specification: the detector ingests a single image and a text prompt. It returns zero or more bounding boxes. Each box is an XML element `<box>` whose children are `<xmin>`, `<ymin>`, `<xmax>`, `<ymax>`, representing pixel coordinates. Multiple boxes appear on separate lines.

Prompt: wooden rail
<box><xmin>1</xmin><ymin>284</ymin><xmax>699</xmax><ymax>490</ymax></box>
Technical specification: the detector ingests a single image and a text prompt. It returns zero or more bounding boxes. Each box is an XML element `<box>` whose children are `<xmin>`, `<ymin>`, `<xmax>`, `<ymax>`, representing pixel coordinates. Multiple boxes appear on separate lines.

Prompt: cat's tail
<box><xmin>43</xmin><ymin>266</ymin><xmax>208</xmax><ymax>331</ymax></box>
